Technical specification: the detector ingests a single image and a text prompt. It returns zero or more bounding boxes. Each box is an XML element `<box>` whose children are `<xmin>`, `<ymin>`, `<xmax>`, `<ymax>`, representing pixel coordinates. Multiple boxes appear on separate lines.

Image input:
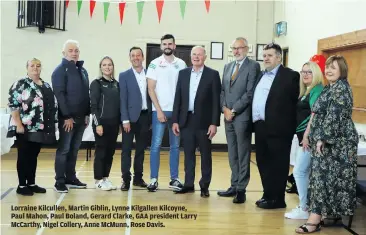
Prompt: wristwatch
<box><xmin>231</xmin><ymin>109</ymin><xmax>236</xmax><ymax>116</ymax></box>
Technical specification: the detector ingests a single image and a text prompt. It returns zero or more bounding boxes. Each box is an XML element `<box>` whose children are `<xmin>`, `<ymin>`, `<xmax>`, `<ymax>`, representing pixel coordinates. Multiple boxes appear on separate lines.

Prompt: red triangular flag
<box><xmin>156</xmin><ymin>0</ymin><xmax>164</xmax><ymax>23</ymax></box>
<box><xmin>65</xmin><ymin>0</ymin><xmax>69</xmax><ymax>8</ymax></box>
<box><xmin>205</xmin><ymin>0</ymin><xmax>210</xmax><ymax>13</ymax></box>
<box><xmin>119</xmin><ymin>2</ymin><xmax>126</xmax><ymax>25</ymax></box>
<box><xmin>90</xmin><ymin>0</ymin><xmax>96</xmax><ymax>18</ymax></box>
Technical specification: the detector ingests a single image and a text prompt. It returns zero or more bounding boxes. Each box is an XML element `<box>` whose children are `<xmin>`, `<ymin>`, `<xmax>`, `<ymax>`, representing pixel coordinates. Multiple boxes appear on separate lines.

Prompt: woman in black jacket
<box><xmin>8</xmin><ymin>58</ymin><xmax>58</xmax><ymax>196</ymax></box>
<box><xmin>90</xmin><ymin>56</ymin><xmax>121</xmax><ymax>191</ymax></box>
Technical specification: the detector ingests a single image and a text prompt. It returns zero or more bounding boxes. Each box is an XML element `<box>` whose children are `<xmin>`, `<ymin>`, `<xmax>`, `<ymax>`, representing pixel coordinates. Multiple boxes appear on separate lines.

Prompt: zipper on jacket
<box><xmin>100</xmin><ymin>94</ymin><xmax>105</xmax><ymax>118</ymax></box>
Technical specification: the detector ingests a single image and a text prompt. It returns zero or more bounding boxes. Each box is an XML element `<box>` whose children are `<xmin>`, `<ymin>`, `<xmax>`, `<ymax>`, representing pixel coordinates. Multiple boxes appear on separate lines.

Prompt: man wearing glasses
<box><xmin>218</xmin><ymin>37</ymin><xmax>261</xmax><ymax>204</ymax></box>
<box><xmin>252</xmin><ymin>43</ymin><xmax>299</xmax><ymax>209</ymax></box>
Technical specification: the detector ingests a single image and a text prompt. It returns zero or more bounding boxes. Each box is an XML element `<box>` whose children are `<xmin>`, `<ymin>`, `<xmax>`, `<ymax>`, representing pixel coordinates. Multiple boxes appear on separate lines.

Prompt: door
<box><xmin>146</xmin><ymin>44</ymin><xmax>194</xmax><ymax>148</ymax></box>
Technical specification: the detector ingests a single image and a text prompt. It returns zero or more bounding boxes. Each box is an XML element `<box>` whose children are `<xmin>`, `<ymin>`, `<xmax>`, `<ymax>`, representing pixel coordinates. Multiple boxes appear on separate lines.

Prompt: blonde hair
<box><xmin>299</xmin><ymin>61</ymin><xmax>323</xmax><ymax>98</ymax></box>
<box><xmin>99</xmin><ymin>56</ymin><xmax>115</xmax><ymax>79</ymax></box>
<box><xmin>26</xmin><ymin>58</ymin><xmax>41</xmax><ymax>68</ymax></box>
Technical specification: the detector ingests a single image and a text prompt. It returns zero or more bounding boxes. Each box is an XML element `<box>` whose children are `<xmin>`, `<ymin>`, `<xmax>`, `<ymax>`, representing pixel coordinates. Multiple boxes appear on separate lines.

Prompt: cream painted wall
<box><xmin>274</xmin><ymin>0</ymin><xmax>366</xmax><ymax>135</ymax></box>
<box><xmin>0</xmin><ymin>0</ymin><xmax>274</xmax><ymax>144</ymax></box>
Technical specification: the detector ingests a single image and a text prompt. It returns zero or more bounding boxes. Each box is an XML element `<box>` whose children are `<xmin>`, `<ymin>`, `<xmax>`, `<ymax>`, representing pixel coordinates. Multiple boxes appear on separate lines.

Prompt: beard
<box><xmin>163</xmin><ymin>48</ymin><xmax>174</xmax><ymax>56</ymax></box>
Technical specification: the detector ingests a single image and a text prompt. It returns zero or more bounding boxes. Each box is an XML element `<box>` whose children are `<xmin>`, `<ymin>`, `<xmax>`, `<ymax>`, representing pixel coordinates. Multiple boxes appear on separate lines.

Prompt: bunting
<box><xmin>90</xmin><ymin>0</ymin><xmax>96</xmax><ymax>18</ymax></box>
<box><xmin>205</xmin><ymin>0</ymin><xmax>210</xmax><ymax>13</ymax></box>
<box><xmin>179</xmin><ymin>0</ymin><xmax>187</xmax><ymax>19</ymax></box>
<box><xmin>103</xmin><ymin>2</ymin><xmax>110</xmax><ymax>22</ymax></box>
<box><xmin>156</xmin><ymin>0</ymin><xmax>164</xmax><ymax>23</ymax></box>
<box><xmin>119</xmin><ymin>2</ymin><xmax>126</xmax><ymax>25</ymax></box>
<box><xmin>137</xmin><ymin>1</ymin><xmax>145</xmax><ymax>24</ymax></box>
<box><xmin>77</xmin><ymin>0</ymin><xmax>82</xmax><ymax>15</ymax></box>
<box><xmin>67</xmin><ymin>0</ymin><xmax>213</xmax><ymax>23</ymax></box>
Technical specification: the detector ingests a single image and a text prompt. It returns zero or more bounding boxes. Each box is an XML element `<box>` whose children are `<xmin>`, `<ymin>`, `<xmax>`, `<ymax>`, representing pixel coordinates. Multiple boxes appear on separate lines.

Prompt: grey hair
<box><xmin>235</xmin><ymin>37</ymin><xmax>248</xmax><ymax>46</ymax></box>
<box><xmin>63</xmin><ymin>39</ymin><xmax>80</xmax><ymax>52</ymax></box>
<box><xmin>191</xmin><ymin>45</ymin><xmax>206</xmax><ymax>56</ymax></box>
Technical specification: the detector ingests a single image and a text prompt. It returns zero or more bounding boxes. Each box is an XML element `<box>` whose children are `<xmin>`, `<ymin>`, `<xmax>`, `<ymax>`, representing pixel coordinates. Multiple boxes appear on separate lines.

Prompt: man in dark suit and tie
<box><xmin>119</xmin><ymin>46</ymin><xmax>152</xmax><ymax>190</ymax></box>
<box><xmin>252</xmin><ymin>43</ymin><xmax>299</xmax><ymax>209</ymax></box>
<box><xmin>171</xmin><ymin>46</ymin><xmax>221</xmax><ymax>198</ymax></box>
<box><xmin>218</xmin><ymin>37</ymin><xmax>261</xmax><ymax>204</ymax></box>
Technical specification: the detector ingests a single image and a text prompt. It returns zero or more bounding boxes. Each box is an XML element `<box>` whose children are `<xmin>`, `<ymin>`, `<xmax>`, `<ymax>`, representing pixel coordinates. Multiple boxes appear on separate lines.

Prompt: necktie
<box><xmin>231</xmin><ymin>63</ymin><xmax>240</xmax><ymax>80</ymax></box>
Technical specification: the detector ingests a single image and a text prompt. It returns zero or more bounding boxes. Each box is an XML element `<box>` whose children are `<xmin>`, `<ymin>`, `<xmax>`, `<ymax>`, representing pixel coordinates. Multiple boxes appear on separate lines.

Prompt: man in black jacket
<box><xmin>52</xmin><ymin>39</ymin><xmax>90</xmax><ymax>193</ymax></box>
<box><xmin>172</xmin><ymin>46</ymin><xmax>221</xmax><ymax>198</ymax></box>
<box><xmin>252</xmin><ymin>43</ymin><xmax>299</xmax><ymax>209</ymax></box>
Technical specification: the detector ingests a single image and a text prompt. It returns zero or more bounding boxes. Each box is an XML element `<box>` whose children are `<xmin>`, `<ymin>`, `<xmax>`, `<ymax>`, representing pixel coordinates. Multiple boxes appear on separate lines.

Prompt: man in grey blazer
<box><xmin>119</xmin><ymin>46</ymin><xmax>152</xmax><ymax>191</ymax></box>
<box><xmin>218</xmin><ymin>37</ymin><xmax>261</xmax><ymax>203</ymax></box>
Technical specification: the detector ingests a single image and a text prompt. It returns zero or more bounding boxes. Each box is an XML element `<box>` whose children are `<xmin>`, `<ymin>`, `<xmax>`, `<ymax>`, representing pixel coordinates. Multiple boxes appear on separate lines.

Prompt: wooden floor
<box><xmin>1</xmin><ymin>149</ymin><xmax>365</xmax><ymax>235</ymax></box>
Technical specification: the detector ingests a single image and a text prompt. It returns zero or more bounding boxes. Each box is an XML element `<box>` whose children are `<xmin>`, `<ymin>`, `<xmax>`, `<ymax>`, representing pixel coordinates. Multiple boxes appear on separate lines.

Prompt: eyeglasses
<box><xmin>231</xmin><ymin>46</ymin><xmax>247</xmax><ymax>51</ymax></box>
<box><xmin>300</xmin><ymin>70</ymin><xmax>313</xmax><ymax>75</ymax></box>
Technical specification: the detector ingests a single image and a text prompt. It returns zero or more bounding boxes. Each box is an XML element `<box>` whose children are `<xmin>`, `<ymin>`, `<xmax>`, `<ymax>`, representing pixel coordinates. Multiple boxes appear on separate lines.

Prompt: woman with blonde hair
<box><xmin>285</xmin><ymin>61</ymin><xmax>323</xmax><ymax>219</ymax></box>
<box><xmin>295</xmin><ymin>55</ymin><xmax>358</xmax><ymax>233</ymax></box>
<box><xmin>7</xmin><ymin>58</ymin><xmax>58</xmax><ymax>196</ymax></box>
<box><xmin>90</xmin><ymin>56</ymin><xmax>121</xmax><ymax>191</ymax></box>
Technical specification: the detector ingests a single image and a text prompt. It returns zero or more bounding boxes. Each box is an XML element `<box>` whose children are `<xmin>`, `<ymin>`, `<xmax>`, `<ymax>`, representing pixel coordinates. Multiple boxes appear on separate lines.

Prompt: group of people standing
<box><xmin>8</xmin><ymin>34</ymin><xmax>359</xmax><ymax>234</ymax></box>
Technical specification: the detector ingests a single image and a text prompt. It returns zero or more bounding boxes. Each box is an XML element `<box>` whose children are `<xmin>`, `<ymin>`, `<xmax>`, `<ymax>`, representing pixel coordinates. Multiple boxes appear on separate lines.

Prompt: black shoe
<box><xmin>28</xmin><ymin>185</ymin><xmax>46</xmax><ymax>193</ymax></box>
<box><xmin>16</xmin><ymin>186</ymin><xmax>34</xmax><ymax>196</ymax></box>
<box><xmin>257</xmin><ymin>199</ymin><xmax>286</xmax><ymax>209</ymax></box>
<box><xmin>147</xmin><ymin>179</ymin><xmax>158</xmax><ymax>192</ymax></box>
<box><xmin>174</xmin><ymin>186</ymin><xmax>195</xmax><ymax>194</ymax></box>
<box><xmin>133</xmin><ymin>178</ymin><xmax>147</xmax><ymax>188</ymax></box>
<box><xmin>233</xmin><ymin>191</ymin><xmax>246</xmax><ymax>204</ymax></box>
<box><xmin>169</xmin><ymin>179</ymin><xmax>183</xmax><ymax>190</ymax></box>
<box><xmin>54</xmin><ymin>183</ymin><xmax>68</xmax><ymax>193</ymax></box>
<box><xmin>121</xmin><ymin>181</ymin><xmax>130</xmax><ymax>191</ymax></box>
<box><xmin>200</xmin><ymin>188</ymin><xmax>210</xmax><ymax>198</ymax></box>
<box><xmin>217</xmin><ymin>187</ymin><xmax>236</xmax><ymax>197</ymax></box>
<box><xmin>65</xmin><ymin>179</ymin><xmax>87</xmax><ymax>188</ymax></box>
<box><xmin>255</xmin><ymin>197</ymin><xmax>267</xmax><ymax>206</ymax></box>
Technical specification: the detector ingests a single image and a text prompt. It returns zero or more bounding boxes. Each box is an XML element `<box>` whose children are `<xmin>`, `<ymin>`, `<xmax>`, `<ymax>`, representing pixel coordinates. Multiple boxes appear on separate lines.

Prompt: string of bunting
<box><xmin>66</xmin><ymin>0</ymin><xmax>211</xmax><ymax>24</ymax></box>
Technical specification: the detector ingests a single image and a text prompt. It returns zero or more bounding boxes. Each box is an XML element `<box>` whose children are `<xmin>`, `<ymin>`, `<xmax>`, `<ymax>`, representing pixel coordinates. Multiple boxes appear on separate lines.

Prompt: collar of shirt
<box><xmin>101</xmin><ymin>76</ymin><xmax>115</xmax><ymax>82</ymax></box>
<box><xmin>235</xmin><ymin>57</ymin><xmax>247</xmax><ymax>67</ymax></box>
<box><xmin>265</xmin><ymin>64</ymin><xmax>281</xmax><ymax>76</ymax></box>
<box><xmin>132</xmin><ymin>67</ymin><xmax>145</xmax><ymax>76</ymax></box>
<box><xmin>159</xmin><ymin>55</ymin><xmax>179</xmax><ymax>66</ymax></box>
<box><xmin>191</xmin><ymin>66</ymin><xmax>204</xmax><ymax>74</ymax></box>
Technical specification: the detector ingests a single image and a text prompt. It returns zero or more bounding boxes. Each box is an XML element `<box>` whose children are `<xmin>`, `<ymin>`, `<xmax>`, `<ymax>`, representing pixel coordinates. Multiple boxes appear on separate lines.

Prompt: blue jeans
<box><xmin>150</xmin><ymin>111</ymin><xmax>180</xmax><ymax>180</ymax></box>
<box><xmin>293</xmin><ymin>147</ymin><xmax>311</xmax><ymax>209</ymax></box>
<box><xmin>55</xmin><ymin>118</ymin><xmax>86</xmax><ymax>184</ymax></box>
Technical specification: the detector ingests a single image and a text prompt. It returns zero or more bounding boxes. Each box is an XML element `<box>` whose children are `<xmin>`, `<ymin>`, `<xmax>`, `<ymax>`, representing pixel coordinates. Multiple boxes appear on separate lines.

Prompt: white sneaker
<box><xmin>284</xmin><ymin>206</ymin><xmax>309</xmax><ymax>219</ymax></box>
<box><xmin>104</xmin><ymin>178</ymin><xmax>117</xmax><ymax>190</ymax></box>
<box><xmin>95</xmin><ymin>180</ymin><xmax>111</xmax><ymax>191</ymax></box>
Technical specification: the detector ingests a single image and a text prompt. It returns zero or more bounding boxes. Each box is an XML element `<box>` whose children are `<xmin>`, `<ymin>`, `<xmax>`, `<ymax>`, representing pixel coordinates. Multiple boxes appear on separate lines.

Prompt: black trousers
<box><xmin>254</xmin><ymin>121</ymin><xmax>292</xmax><ymax>201</ymax></box>
<box><xmin>16</xmin><ymin>134</ymin><xmax>42</xmax><ymax>186</ymax></box>
<box><xmin>181</xmin><ymin>113</ymin><xmax>212</xmax><ymax>189</ymax></box>
<box><xmin>121</xmin><ymin>111</ymin><xmax>149</xmax><ymax>182</ymax></box>
<box><xmin>93</xmin><ymin>122</ymin><xmax>120</xmax><ymax>180</ymax></box>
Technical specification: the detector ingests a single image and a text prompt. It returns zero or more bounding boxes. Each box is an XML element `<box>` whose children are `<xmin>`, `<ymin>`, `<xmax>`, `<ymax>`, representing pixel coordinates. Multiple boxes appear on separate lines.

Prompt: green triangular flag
<box><xmin>77</xmin><ymin>0</ymin><xmax>82</xmax><ymax>16</ymax></box>
<box><xmin>103</xmin><ymin>2</ymin><xmax>110</xmax><ymax>22</ymax></box>
<box><xmin>137</xmin><ymin>1</ymin><xmax>145</xmax><ymax>24</ymax></box>
<box><xmin>179</xmin><ymin>0</ymin><xmax>186</xmax><ymax>19</ymax></box>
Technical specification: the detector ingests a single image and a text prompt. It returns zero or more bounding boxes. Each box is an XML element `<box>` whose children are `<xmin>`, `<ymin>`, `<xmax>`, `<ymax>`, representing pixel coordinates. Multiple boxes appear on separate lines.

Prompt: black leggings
<box><xmin>16</xmin><ymin>134</ymin><xmax>42</xmax><ymax>186</ymax></box>
<box><xmin>93</xmin><ymin>123</ymin><xmax>119</xmax><ymax>180</ymax></box>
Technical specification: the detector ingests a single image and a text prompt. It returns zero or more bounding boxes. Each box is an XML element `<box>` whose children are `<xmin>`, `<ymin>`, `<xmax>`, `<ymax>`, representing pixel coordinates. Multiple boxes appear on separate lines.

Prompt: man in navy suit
<box><xmin>119</xmin><ymin>46</ymin><xmax>152</xmax><ymax>191</ymax></box>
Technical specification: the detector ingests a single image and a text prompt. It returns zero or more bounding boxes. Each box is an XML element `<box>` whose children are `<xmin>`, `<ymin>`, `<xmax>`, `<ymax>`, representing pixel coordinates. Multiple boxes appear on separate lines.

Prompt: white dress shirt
<box><xmin>231</xmin><ymin>57</ymin><xmax>246</xmax><ymax>76</ymax></box>
<box><xmin>189</xmin><ymin>66</ymin><xmax>204</xmax><ymax>112</ymax></box>
<box><xmin>132</xmin><ymin>68</ymin><xmax>148</xmax><ymax>110</ymax></box>
<box><xmin>252</xmin><ymin>64</ymin><xmax>280</xmax><ymax>122</ymax></box>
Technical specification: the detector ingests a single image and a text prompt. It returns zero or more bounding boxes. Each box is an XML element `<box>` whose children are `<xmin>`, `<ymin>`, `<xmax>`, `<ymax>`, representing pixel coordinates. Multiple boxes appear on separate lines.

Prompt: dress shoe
<box><xmin>174</xmin><ymin>186</ymin><xmax>195</xmax><ymax>194</ymax></box>
<box><xmin>200</xmin><ymin>188</ymin><xmax>210</xmax><ymax>198</ymax></box>
<box><xmin>217</xmin><ymin>187</ymin><xmax>236</xmax><ymax>197</ymax></box>
<box><xmin>133</xmin><ymin>178</ymin><xmax>147</xmax><ymax>188</ymax></box>
<box><xmin>120</xmin><ymin>182</ymin><xmax>130</xmax><ymax>191</ymax></box>
<box><xmin>255</xmin><ymin>197</ymin><xmax>267</xmax><ymax>206</ymax></box>
<box><xmin>233</xmin><ymin>190</ymin><xmax>246</xmax><ymax>204</ymax></box>
<box><xmin>257</xmin><ymin>199</ymin><xmax>286</xmax><ymax>209</ymax></box>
